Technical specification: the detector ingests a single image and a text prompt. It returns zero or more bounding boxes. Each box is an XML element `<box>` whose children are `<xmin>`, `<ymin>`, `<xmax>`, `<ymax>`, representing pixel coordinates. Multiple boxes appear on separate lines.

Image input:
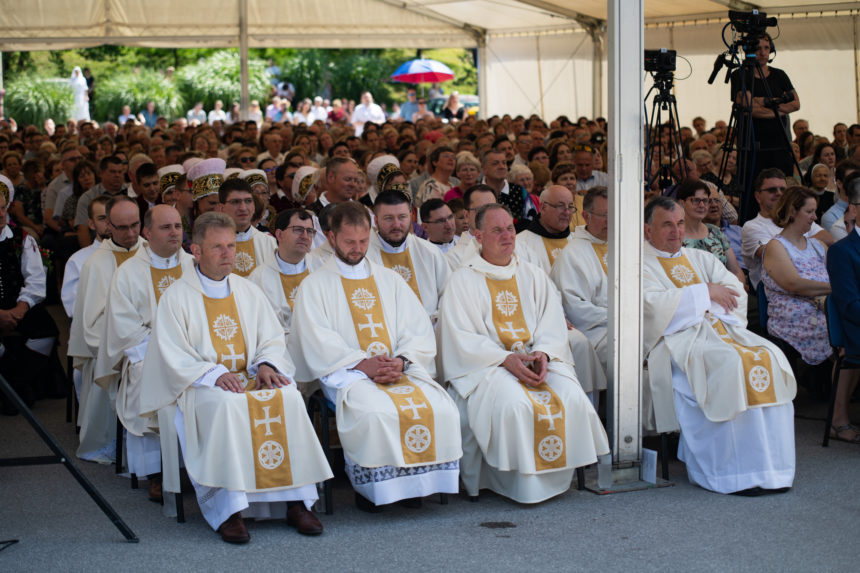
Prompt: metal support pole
<box><xmin>239</xmin><ymin>0</ymin><xmax>250</xmax><ymax>121</ymax></box>
<box><xmin>591</xmin><ymin>28</ymin><xmax>604</xmax><ymax>119</ymax></box>
<box><xmin>854</xmin><ymin>15</ymin><xmax>860</xmax><ymax>123</ymax></box>
<box><xmin>478</xmin><ymin>36</ymin><xmax>488</xmax><ymax>120</ymax></box>
<box><xmin>606</xmin><ymin>0</ymin><xmax>644</xmax><ymax>470</ymax></box>
<box><xmin>536</xmin><ymin>36</ymin><xmax>545</xmax><ymax>120</ymax></box>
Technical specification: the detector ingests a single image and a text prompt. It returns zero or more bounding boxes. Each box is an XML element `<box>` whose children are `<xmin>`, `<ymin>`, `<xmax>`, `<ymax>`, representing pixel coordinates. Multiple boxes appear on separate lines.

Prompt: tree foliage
<box><xmin>94</xmin><ymin>68</ymin><xmax>183</xmax><ymax>123</ymax></box>
<box><xmin>176</xmin><ymin>51</ymin><xmax>270</xmax><ymax>111</ymax></box>
<box><xmin>4</xmin><ymin>76</ymin><xmax>74</xmax><ymax>127</ymax></box>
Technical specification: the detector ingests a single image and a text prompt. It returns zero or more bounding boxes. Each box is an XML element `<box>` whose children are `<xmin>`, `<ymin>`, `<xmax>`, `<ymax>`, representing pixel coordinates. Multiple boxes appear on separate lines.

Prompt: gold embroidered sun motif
<box><xmin>495</xmin><ymin>290</ymin><xmax>519</xmax><ymax>316</ymax></box>
<box><xmin>234</xmin><ymin>251</ymin><xmax>255</xmax><ymax>273</ymax></box>
<box><xmin>156</xmin><ymin>274</ymin><xmax>177</xmax><ymax>295</ymax></box>
<box><xmin>391</xmin><ymin>264</ymin><xmax>412</xmax><ymax>283</ymax></box>
<box><xmin>212</xmin><ymin>314</ymin><xmax>238</xmax><ymax>341</ymax></box>
<box><xmin>351</xmin><ymin>287</ymin><xmax>376</xmax><ymax>311</ymax></box>
<box><xmin>748</xmin><ymin>365</ymin><xmax>771</xmax><ymax>393</ymax></box>
<box><xmin>670</xmin><ymin>264</ymin><xmax>695</xmax><ymax>284</ymax></box>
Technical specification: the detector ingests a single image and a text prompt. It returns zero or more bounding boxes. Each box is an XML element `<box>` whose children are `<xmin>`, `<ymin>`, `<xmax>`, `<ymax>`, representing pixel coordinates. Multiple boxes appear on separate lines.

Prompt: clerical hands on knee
<box><xmin>354</xmin><ymin>356</ymin><xmax>404</xmax><ymax>384</ymax></box>
<box><xmin>214</xmin><ymin>364</ymin><xmax>290</xmax><ymax>393</ymax></box>
<box><xmin>503</xmin><ymin>351</ymin><xmax>548</xmax><ymax>387</ymax></box>
<box><xmin>707</xmin><ymin>282</ymin><xmax>740</xmax><ymax>313</ymax></box>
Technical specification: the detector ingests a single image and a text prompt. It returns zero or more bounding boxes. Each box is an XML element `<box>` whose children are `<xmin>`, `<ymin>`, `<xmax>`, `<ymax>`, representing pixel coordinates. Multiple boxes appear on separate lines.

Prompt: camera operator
<box><xmin>730</xmin><ymin>33</ymin><xmax>800</xmax><ymax>179</ymax></box>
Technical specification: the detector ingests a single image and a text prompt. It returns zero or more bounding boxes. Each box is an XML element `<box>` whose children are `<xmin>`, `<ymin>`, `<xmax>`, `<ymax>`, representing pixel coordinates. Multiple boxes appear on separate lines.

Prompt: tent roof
<box><xmin>1</xmin><ymin>0</ymin><xmax>857</xmax><ymax>51</ymax></box>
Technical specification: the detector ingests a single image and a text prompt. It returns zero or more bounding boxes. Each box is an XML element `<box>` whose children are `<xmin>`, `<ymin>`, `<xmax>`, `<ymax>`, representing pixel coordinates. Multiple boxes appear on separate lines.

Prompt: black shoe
<box><xmin>354</xmin><ymin>492</ymin><xmax>382</xmax><ymax>513</ymax></box>
<box><xmin>731</xmin><ymin>487</ymin><xmax>765</xmax><ymax>497</ymax></box>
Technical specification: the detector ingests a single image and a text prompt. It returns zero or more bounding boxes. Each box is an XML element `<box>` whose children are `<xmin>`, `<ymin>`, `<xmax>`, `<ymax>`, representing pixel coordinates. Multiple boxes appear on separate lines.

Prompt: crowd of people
<box><xmin>1</xmin><ymin>82</ymin><xmax>860</xmax><ymax>544</ymax></box>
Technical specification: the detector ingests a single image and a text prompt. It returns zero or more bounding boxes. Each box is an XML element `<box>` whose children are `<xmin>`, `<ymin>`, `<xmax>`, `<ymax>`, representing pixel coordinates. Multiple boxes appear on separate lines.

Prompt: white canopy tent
<box><xmin>0</xmin><ymin>0</ymin><xmax>847</xmax><ymax>478</ymax></box>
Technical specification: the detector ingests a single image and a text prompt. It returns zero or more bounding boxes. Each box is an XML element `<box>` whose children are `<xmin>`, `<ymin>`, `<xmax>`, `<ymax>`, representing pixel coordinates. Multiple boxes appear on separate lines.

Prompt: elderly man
<box><xmin>438</xmin><ymin>204</ymin><xmax>608</xmax><ymax>503</ymax></box>
<box><xmin>249</xmin><ymin>208</ymin><xmax>316</xmax><ymax>339</ymax></box>
<box><xmin>420</xmin><ymin>198</ymin><xmax>458</xmax><ymax>254</ymax></box>
<box><xmin>643</xmin><ymin>196</ymin><xmax>796</xmax><ymax>494</ymax></box>
<box><xmin>445</xmin><ymin>185</ymin><xmax>497</xmax><ymax>269</ymax></box>
<box><xmin>290</xmin><ymin>202</ymin><xmax>461</xmax><ymax>511</ymax></box>
<box><xmin>96</xmin><ymin>205</ymin><xmax>194</xmax><ymax>501</ymax></box>
<box><xmin>219</xmin><ymin>178</ymin><xmax>276</xmax><ymax>277</ymax></box>
<box><xmin>741</xmin><ymin>168</ymin><xmax>833</xmax><ymax>290</ymax></box>
<box><xmin>366</xmin><ymin>190</ymin><xmax>450</xmax><ymax>319</ymax></box>
<box><xmin>572</xmin><ymin>145</ymin><xmax>609</xmax><ymax>192</ymax></box>
<box><xmin>551</xmin><ymin>187</ymin><xmax>610</xmax><ymax>372</ymax></box>
<box><xmin>308</xmin><ymin>157</ymin><xmax>360</xmax><ymax>215</ymax></box>
<box><xmin>140</xmin><ymin>212</ymin><xmax>332</xmax><ymax>543</ymax></box>
<box><xmin>69</xmin><ymin>195</ymin><xmax>146</xmax><ymax>463</ymax></box>
<box><xmin>516</xmin><ymin>184</ymin><xmax>606</xmax><ymax>402</ymax></box>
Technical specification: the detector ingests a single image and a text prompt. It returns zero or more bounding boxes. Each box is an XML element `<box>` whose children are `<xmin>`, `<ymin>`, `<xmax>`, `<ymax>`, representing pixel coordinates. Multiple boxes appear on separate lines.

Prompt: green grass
<box><xmin>4</xmin><ymin>75</ymin><xmax>74</xmax><ymax>126</ymax></box>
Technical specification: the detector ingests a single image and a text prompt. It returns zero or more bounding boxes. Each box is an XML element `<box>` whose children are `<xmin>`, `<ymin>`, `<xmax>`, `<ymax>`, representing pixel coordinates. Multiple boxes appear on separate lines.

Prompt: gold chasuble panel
<box><xmin>245</xmin><ymin>389</ymin><xmax>294</xmax><ymax>488</ymax></box>
<box><xmin>484</xmin><ymin>276</ymin><xmax>567</xmax><ymax>470</ymax></box>
<box><xmin>112</xmin><ymin>248</ymin><xmax>138</xmax><ymax>267</ymax></box>
<box><xmin>591</xmin><ymin>243</ymin><xmax>609</xmax><ymax>275</ymax></box>
<box><xmin>340</xmin><ymin>275</ymin><xmax>438</xmax><ymax>464</ymax></box>
<box><xmin>233</xmin><ymin>240</ymin><xmax>257</xmax><ymax>277</ymax></box>
<box><xmin>202</xmin><ymin>294</ymin><xmax>251</xmax><ymax>387</ymax></box>
<box><xmin>150</xmin><ymin>266</ymin><xmax>183</xmax><ymax>304</ymax></box>
<box><xmin>278</xmin><ymin>269</ymin><xmax>309</xmax><ymax>310</ymax></box>
<box><xmin>379</xmin><ymin>248</ymin><xmax>423</xmax><ymax>303</ymax></box>
<box><xmin>657</xmin><ymin>255</ymin><xmax>777</xmax><ymax>406</ymax></box>
<box><xmin>541</xmin><ymin>237</ymin><xmax>569</xmax><ymax>267</ymax></box>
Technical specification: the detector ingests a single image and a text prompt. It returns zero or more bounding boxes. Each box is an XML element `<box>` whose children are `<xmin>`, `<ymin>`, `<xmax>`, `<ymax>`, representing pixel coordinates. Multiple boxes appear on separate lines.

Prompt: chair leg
<box><xmin>440</xmin><ymin>493</ymin><xmax>448</xmax><ymax>505</ymax></box>
<box><xmin>660</xmin><ymin>433</ymin><xmax>670</xmax><ymax>480</ymax></box>
<box><xmin>576</xmin><ymin>467</ymin><xmax>585</xmax><ymax>490</ymax></box>
<box><xmin>130</xmin><ymin>474</ymin><xmax>138</xmax><ymax>489</ymax></box>
<box><xmin>823</xmin><ymin>359</ymin><xmax>842</xmax><ymax>447</ymax></box>
<box><xmin>175</xmin><ymin>491</ymin><xmax>185</xmax><ymax>524</ymax></box>
<box><xmin>307</xmin><ymin>394</ymin><xmax>334</xmax><ymax>515</ymax></box>
<box><xmin>115</xmin><ymin>417</ymin><xmax>124</xmax><ymax>475</ymax></box>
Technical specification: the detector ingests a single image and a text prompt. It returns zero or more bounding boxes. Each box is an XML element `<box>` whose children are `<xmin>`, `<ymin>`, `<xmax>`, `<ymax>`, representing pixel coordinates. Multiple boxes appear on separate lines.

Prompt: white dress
<box><xmin>69</xmin><ymin>67</ymin><xmax>90</xmax><ymax>121</ymax></box>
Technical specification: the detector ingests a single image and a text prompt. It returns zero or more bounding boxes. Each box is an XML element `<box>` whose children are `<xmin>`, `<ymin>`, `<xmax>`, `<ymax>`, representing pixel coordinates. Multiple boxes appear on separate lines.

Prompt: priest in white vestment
<box><xmin>366</xmin><ymin>189</ymin><xmax>450</xmax><ymax>319</ymax></box>
<box><xmin>290</xmin><ymin>202</ymin><xmax>462</xmax><ymax>510</ymax></box>
<box><xmin>438</xmin><ymin>204</ymin><xmax>609</xmax><ymax>503</ymax></box>
<box><xmin>445</xmin><ymin>184</ymin><xmax>497</xmax><ymax>270</ymax></box>
<box><xmin>96</xmin><ymin>206</ymin><xmax>194</xmax><ymax>501</ymax></box>
<box><xmin>515</xmin><ymin>185</ymin><xmax>606</xmax><ymax>402</ymax></box>
<box><xmin>69</xmin><ymin>195</ymin><xmax>146</xmax><ymax>463</ymax></box>
<box><xmin>219</xmin><ymin>178</ymin><xmax>276</xmax><ymax>277</ymax></box>
<box><xmin>642</xmin><ymin>196</ymin><xmax>796</xmax><ymax>495</ymax></box>
<box><xmin>420</xmin><ymin>199</ymin><xmax>459</xmax><ymax>254</ymax></box>
<box><xmin>139</xmin><ymin>212</ymin><xmax>332</xmax><ymax>543</ymax></box>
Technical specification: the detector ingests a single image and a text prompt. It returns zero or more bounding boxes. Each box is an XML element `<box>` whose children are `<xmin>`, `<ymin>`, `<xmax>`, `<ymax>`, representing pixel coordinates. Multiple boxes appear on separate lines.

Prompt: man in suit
<box><xmin>825</xmin><ymin>178</ymin><xmax>860</xmax><ymax>443</ymax></box>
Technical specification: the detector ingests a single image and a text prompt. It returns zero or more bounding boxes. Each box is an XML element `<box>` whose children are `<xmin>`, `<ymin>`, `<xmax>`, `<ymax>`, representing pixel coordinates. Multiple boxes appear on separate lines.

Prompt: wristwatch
<box><xmin>396</xmin><ymin>355</ymin><xmax>412</xmax><ymax>371</ymax></box>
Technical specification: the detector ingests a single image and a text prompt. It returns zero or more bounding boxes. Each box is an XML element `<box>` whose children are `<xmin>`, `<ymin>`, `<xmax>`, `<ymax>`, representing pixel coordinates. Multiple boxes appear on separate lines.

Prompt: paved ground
<box><xmin>1</xmin><ymin>389</ymin><xmax>858</xmax><ymax>572</ymax></box>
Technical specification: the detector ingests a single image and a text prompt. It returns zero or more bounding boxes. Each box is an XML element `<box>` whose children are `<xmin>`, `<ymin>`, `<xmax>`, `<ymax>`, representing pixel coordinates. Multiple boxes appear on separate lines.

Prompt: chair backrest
<box><xmin>757</xmin><ymin>281</ymin><xmax>769</xmax><ymax>332</ymax></box>
<box><xmin>825</xmin><ymin>295</ymin><xmax>845</xmax><ymax>350</ymax></box>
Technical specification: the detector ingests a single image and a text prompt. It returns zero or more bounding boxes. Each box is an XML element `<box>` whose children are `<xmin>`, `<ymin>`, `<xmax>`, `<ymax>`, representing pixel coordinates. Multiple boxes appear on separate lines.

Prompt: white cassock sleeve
<box><xmin>18</xmin><ymin>234</ymin><xmax>46</xmax><ymax>308</ymax></box>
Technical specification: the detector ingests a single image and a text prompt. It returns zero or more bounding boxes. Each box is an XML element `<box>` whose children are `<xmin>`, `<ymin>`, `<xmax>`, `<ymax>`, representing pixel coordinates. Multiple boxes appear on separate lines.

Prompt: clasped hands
<box><xmin>215</xmin><ymin>363</ymin><xmax>290</xmax><ymax>393</ymax></box>
<box><xmin>354</xmin><ymin>355</ymin><xmax>405</xmax><ymax>385</ymax></box>
<box><xmin>503</xmin><ymin>351</ymin><xmax>548</xmax><ymax>388</ymax></box>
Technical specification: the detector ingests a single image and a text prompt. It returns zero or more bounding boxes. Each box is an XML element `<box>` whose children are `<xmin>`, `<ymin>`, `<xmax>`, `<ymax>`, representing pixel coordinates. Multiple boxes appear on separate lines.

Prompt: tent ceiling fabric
<box><xmin>1</xmin><ymin>1</ymin><xmax>857</xmax><ymax>51</ymax></box>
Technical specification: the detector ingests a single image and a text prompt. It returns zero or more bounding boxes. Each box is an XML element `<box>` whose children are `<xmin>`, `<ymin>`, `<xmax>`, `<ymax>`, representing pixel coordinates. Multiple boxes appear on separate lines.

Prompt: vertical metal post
<box><xmin>478</xmin><ymin>36</ymin><xmax>488</xmax><ymax>119</ymax></box>
<box><xmin>606</xmin><ymin>0</ymin><xmax>644</xmax><ymax>468</ymax></box>
<box><xmin>536</xmin><ymin>36</ymin><xmax>545</xmax><ymax>120</ymax></box>
<box><xmin>239</xmin><ymin>0</ymin><xmax>250</xmax><ymax>120</ymax></box>
<box><xmin>854</xmin><ymin>15</ymin><xmax>860</xmax><ymax>123</ymax></box>
<box><xmin>591</xmin><ymin>28</ymin><xmax>604</xmax><ymax>119</ymax></box>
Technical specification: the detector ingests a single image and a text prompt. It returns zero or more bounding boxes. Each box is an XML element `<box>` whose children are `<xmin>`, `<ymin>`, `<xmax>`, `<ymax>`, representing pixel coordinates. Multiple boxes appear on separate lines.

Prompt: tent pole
<box><xmin>591</xmin><ymin>28</ymin><xmax>604</xmax><ymax>120</ymax></box>
<box><xmin>606</xmin><ymin>0</ymin><xmax>644</xmax><ymax>477</ymax></box>
<box><xmin>854</xmin><ymin>15</ymin><xmax>860</xmax><ymax>124</ymax></box>
<box><xmin>536</xmin><ymin>37</ymin><xmax>545</xmax><ymax>120</ymax></box>
<box><xmin>478</xmin><ymin>35</ymin><xmax>488</xmax><ymax>119</ymax></box>
<box><xmin>239</xmin><ymin>0</ymin><xmax>250</xmax><ymax>121</ymax></box>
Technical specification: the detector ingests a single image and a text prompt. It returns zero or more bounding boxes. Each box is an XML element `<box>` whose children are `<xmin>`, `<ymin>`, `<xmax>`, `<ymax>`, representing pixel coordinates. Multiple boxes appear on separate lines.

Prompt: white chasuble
<box><xmin>139</xmin><ymin>270</ymin><xmax>332</xmax><ymax>495</ymax></box>
<box><xmin>642</xmin><ymin>244</ymin><xmax>795</xmax><ymax>432</ymax></box>
<box><xmin>249</xmin><ymin>254</ymin><xmax>309</xmax><ymax>337</ymax></box>
<box><xmin>514</xmin><ymin>228</ymin><xmax>571</xmax><ymax>275</ymax></box>
<box><xmin>232</xmin><ymin>226</ymin><xmax>276</xmax><ymax>277</ymax></box>
<box><xmin>290</xmin><ymin>257</ymin><xmax>461</xmax><ymax>470</ymax></box>
<box><xmin>437</xmin><ymin>253</ymin><xmax>609</xmax><ymax>503</ymax></box>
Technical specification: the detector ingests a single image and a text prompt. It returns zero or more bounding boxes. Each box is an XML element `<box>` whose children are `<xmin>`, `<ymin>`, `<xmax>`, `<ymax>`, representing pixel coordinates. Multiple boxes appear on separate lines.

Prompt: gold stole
<box><xmin>245</xmin><ymin>388</ymin><xmax>294</xmax><ymax>488</ymax></box>
<box><xmin>150</xmin><ymin>265</ymin><xmax>183</xmax><ymax>304</ymax></box>
<box><xmin>379</xmin><ymin>248</ymin><xmax>422</xmax><ymax>303</ymax></box>
<box><xmin>278</xmin><ymin>269</ymin><xmax>309</xmax><ymax>309</ymax></box>
<box><xmin>540</xmin><ymin>237</ymin><xmax>569</xmax><ymax>267</ymax></box>
<box><xmin>484</xmin><ymin>276</ymin><xmax>567</xmax><ymax>471</ymax></box>
<box><xmin>591</xmin><ymin>242</ymin><xmax>609</xmax><ymax>275</ymax></box>
<box><xmin>112</xmin><ymin>247</ymin><xmax>138</xmax><ymax>267</ymax></box>
<box><xmin>340</xmin><ymin>276</ymin><xmax>436</xmax><ymax>464</ymax></box>
<box><xmin>233</xmin><ymin>239</ymin><xmax>257</xmax><ymax>277</ymax></box>
<box><xmin>202</xmin><ymin>294</ymin><xmax>250</xmax><ymax>387</ymax></box>
<box><xmin>657</xmin><ymin>253</ymin><xmax>777</xmax><ymax>406</ymax></box>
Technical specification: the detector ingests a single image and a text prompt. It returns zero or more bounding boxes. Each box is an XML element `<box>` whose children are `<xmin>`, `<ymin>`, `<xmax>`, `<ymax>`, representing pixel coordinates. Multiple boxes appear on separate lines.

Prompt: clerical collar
<box><xmin>334</xmin><ymin>256</ymin><xmax>369</xmax><ymax>279</ymax></box>
<box><xmin>319</xmin><ymin>193</ymin><xmax>331</xmax><ymax>207</ymax></box>
<box><xmin>467</xmin><ymin>252</ymin><xmax>518</xmax><ymax>280</ymax></box>
<box><xmin>648</xmin><ymin>242</ymin><xmax>682</xmax><ymax>258</ymax></box>
<box><xmin>527</xmin><ymin>218</ymin><xmax>569</xmax><ymax>239</ymax></box>
<box><xmin>109</xmin><ymin>238</ymin><xmax>137</xmax><ymax>251</ymax></box>
<box><xmin>236</xmin><ymin>227</ymin><xmax>253</xmax><ymax>242</ymax></box>
<box><xmin>573</xmin><ymin>225</ymin><xmax>606</xmax><ymax>244</ymax></box>
<box><xmin>276</xmin><ymin>252</ymin><xmax>307</xmax><ymax>275</ymax></box>
<box><xmin>196</xmin><ymin>265</ymin><xmax>231</xmax><ymax>298</ymax></box>
<box><xmin>148</xmin><ymin>247</ymin><xmax>179</xmax><ymax>269</ymax></box>
<box><xmin>378</xmin><ymin>233</ymin><xmax>408</xmax><ymax>253</ymax></box>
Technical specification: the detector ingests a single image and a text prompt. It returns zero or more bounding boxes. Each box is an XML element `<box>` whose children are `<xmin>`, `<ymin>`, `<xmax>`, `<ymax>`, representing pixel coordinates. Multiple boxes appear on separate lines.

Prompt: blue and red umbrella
<box><xmin>391</xmin><ymin>58</ymin><xmax>455</xmax><ymax>84</ymax></box>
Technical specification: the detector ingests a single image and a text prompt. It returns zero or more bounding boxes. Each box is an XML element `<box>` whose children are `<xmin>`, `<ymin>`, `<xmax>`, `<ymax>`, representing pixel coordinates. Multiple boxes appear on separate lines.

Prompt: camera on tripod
<box><xmin>728</xmin><ymin>10</ymin><xmax>777</xmax><ymax>36</ymax></box>
<box><xmin>644</xmin><ymin>49</ymin><xmax>676</xmax><ymax>74</ymax></box>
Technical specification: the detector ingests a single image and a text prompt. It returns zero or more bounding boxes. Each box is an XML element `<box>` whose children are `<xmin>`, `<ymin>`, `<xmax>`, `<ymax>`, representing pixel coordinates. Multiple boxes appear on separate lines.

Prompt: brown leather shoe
<box><xmin>148</xmin><ymin>477</ymin><xmax>163</xmax><ymax>503</ymax></box>
<box><xmin>286</xmin><ymin>504</ymin><xmax>323</xmax><ymax>536</ymax></box>
<box><xmin>217</xmin><ymin>512</ymin><xmax>250</xmax><ymax>544</ymax></box>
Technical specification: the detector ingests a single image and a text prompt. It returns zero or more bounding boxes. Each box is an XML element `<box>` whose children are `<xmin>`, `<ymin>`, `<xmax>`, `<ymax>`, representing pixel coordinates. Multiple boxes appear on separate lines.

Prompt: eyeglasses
<box><xmin>543</xmin><ymin>202</ymin><xmax>577</xmax><ymax>213</ymax></box>
<box><xmin>108</xmin><ymin>220</ymin><xmax>140</xmax><ymax>232</ymax></box>
<box><xmin>264</xmin><ymin>167</ymin><xmax>277</xmax><ymax>174</ymax></box>
<box><xmin>425</xmin><ymin>214</ymin><xmax>454</xmax><ymax>225</ymax></box>
<box><xmin>239</xmin><ymin>157</ymin><xmax>255</xmax><ymax>164</ymax></box>
<box><xmin>572</xmin><ymin>144</ymin><xmax>595</xmax><ymax>153</ymax></box>
<box><xmin>759</xmin><ymin>186</ymin><xmax>786</xmax><ymax>193</ymax></box>
<box><xmin>287</xmin><ymin>226</ymin><xmax>316</xmax><ymax>237</ymax></box>
<box><xmin>686</xmin><ymin>197</ymin><xmax>709</xmax><ymax>205</ymax></box>
<box><xmin>586</xmin><ymin>211</ymin><xmax>607</xmax><ymax>219</ymax></box>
